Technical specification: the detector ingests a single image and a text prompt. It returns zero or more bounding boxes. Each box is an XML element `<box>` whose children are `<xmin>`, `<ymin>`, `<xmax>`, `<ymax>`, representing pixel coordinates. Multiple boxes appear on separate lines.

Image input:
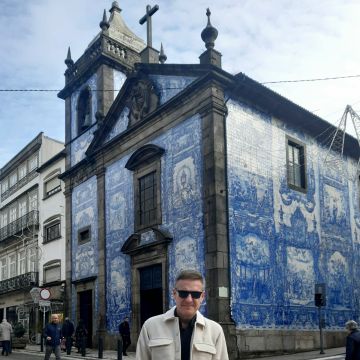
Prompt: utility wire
<box><xmin>1</xmin><ymin>73</ymin><xmax>360</xmax><ymax>91</ymax></box>
<box><xmin>262</xmin><ymin>74</ymin><xmax>360</xmax><ymax>84</ymax></box>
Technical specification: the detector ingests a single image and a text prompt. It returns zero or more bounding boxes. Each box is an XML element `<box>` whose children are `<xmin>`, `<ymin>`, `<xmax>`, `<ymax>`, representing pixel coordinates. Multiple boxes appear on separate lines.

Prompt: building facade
<box><xmin>0</xmin><ymin>133</ymin><xmax>65</xmax><ymax>338</ymax></box>
<box><xmin>59</xmin><ymin>2</ymin><xmax>359</xmax><ymax>358</ymax></box>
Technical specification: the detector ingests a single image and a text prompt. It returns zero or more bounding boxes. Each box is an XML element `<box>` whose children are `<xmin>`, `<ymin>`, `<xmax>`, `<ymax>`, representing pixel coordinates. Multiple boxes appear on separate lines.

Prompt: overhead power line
<box><xmin>262</xmin><ymin>74</ymin><xmax>360</xmax><ymax>84</ymax></box>
<box><xmin>0</xmin><ymin>73</ymin><xmax>360</xmax><ymax>92</ymax></box>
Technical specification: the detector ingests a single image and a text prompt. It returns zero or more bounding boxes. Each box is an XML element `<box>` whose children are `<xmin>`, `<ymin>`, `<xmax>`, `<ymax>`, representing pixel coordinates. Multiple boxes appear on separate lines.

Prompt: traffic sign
<box><xmin>40</xmin><ymin>288</ymin><xmax>51</xmax><ymax>300</ymax></box>
<box><xmin>39</xmin><ymin>300</ymin><xmax>51</xmax><ymax>307</ymax></box>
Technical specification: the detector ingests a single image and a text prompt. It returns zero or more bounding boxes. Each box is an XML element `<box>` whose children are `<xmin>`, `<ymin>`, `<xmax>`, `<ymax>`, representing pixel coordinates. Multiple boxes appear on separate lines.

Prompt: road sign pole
<box><xmin>318</xmin><ymin>306</ymin><xmax>324</xmax><ymax>354</ymax></box>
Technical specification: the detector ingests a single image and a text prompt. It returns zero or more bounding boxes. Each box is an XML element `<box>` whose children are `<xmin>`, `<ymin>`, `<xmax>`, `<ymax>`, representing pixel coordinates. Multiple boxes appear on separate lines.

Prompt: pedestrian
<box><xmin>75</xmin><ymin>319</ymin><xmax>87</xmax><ymax>356</ymax></box>
<box><xmin>119</xmin><ymin>317</ymin><xmax>131</xmax><ymax>356</ymax></box>
<box><xmin>345</xmin><ymin>320</ymin><xmax>360</xmax><ymax>360</ymax></box>
<box><xmin>0</xmin><ymin>319</ymin><xmax>13</xmax><ymax>356</ymax></box>
<box><xmin>136</xmin><ymin>269</ymin><xmax>229</xmax><ymax>359</ymax></box>
<box><xmin>43</xmin><ymin>314</ymin><xmax>62</xmax><ymax>360</ymax></box>
<box><xmin>61</xmin><ymin>317</ymin><xmax>74</xmax><ymax>355</ymax></box>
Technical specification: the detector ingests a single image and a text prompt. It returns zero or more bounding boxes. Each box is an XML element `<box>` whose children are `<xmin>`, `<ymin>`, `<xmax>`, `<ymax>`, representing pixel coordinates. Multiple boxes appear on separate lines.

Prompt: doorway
<box><xmin>78</xmin><ymin>290</ymin><xmax>93</xmax><ymax>347</ymax></box>
<box><xmin>140</xmin><ymin>264</ymin><xmax>163</xmax><ymax>325</ymax></box>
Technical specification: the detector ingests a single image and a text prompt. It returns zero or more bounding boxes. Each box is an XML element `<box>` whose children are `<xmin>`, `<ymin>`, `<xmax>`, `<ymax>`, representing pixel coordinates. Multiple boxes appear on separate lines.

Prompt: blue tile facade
<box><xmin>149</xmin><ymin>75</ymin><xmax>196</xmax><ymax>105</ymax></box>
<box><xmin>226</xmin><ymin>98</ymin><xmax>360</xmax><ymax>330</ymax></box>
<box><xmin>71</xmin><ymin>176</ymin><xmax>99</xmax><ymax>319</ymax></box>
<box><xmin>104</xmin><ymin>113</ymin><xmax>205</xmax><ymax>333</ymax></box>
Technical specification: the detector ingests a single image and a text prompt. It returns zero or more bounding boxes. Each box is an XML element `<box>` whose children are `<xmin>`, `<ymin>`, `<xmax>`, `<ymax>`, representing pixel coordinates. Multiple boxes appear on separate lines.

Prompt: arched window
<box><xmin>77</xmin><ymin>87</ymin><xmax>92</xmax><ymax>134</ymax></box>
<box><xmin>125</xmin><ymin>144</ymin><xmax>165</xmax><ymax>231</ymax></box>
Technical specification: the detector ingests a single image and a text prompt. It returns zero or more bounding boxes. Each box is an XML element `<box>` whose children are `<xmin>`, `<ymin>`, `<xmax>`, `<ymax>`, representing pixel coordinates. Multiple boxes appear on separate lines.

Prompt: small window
<box><xmin>18</xmin><ymin>250</ymin><xmax>26</xmax><ymax>275</ymax></box>
<box><xmin>28</xmin><ymin>248</ymin><xmax>37</xmax><ymax>272</ymax></box>
<box><xmin>0</xmin><ymin>258</ymin><xmax>7</xmax><ymax>281</ymax></box>
<box><xmin>287</xmin><ymin>138</ymin><xmax>306</xmax><ymax>191</ymax></box>
<box><xmin>9</xmin><ymin>172</ymin><xmax>17</xmax><ymax>188</ymax></box>
<box><xmin>1</xmin><ymin>180</ymin><xmax>8</xmax><ymax>194</ymax></box>
<box><xmin>44</xmin><ymin>221</ymin><xmax>61</xmax><ymax>243</ymax></box>
<box><xmin>139</xmin><ymin>171</ymin><xmax>157</xmax><ymax>227</ymax></box>
<box><xmin>9</xmin><ymin>255</ymin><xmax>16</xmax><ymax>278</ymax></box>
<box><xmin>43</xmin><ymin>260</ymin><xmax>61</xmax><ymax>284</ymax></box>
<box><xmin>29</xmin><ymin>190</ymin><xmax>38</xmax><ymax>211</ymax></box>
<box><xmin>126</xmin><ymin>144</ymin><xmax>164</xmax><ymax>231</ymax></box>
<box><xmin>44</xmin><ymin>176</ymin><xmax>61</xmax><ymax>198</ymax></box>
<box><xmin>28</xmin><ymin>155</ymin><xmax>38</xmax><ymax>172</ymax></box>
<box><xmin>18</xmin><ymin>163</ymin><xmax>27</xmax><ymax>180</ymax></box>
<box><xmin>78</xmin><ymin>226</ymin><xmax>91</xmax><ymax>245</ymax></box>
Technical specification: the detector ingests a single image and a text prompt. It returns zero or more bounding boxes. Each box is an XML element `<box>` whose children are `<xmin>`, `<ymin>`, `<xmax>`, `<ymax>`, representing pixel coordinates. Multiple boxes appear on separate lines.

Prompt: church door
<box><xmin>140</xmin><ymin>264</ymin><xmax>163</xmax><ymax>325</ymax></box>
<box><xmin>78</xmin><ymin>290</ymin><xmax>93</xmax><ymax>347</ymax></box>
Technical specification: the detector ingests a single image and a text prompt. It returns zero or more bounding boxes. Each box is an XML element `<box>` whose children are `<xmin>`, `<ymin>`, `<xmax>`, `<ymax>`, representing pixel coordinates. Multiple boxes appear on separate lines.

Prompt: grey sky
<box><xmin>1</xmin><ymin>0</ymin><xmax>360</xmax><ymax>167</ymax></box>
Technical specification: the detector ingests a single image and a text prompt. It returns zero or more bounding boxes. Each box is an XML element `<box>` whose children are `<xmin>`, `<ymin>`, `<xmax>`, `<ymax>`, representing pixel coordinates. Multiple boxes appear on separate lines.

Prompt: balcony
<box><xmin>0</xmin><ymin>271</ymin><xmax>38</xmax><ymax>295</ymax></box>
<box><xmin>0</xmin><ymin>210</ymin><xmax>39</xmax><ymax>242</ymax></box>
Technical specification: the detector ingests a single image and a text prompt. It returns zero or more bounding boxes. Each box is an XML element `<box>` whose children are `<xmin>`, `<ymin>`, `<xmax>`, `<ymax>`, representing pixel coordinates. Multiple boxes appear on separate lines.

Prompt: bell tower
<box><xmin>58</xmin><ymin>1</ymin><xmax>146</xmax><ymax>168</ymax></box>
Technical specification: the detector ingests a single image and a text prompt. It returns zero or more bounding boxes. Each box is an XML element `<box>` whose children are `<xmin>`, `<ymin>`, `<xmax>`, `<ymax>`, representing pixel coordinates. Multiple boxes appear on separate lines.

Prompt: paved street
<box><xmin>10</xmin><ymin>344</ymin><xmax>345</xmax><ymax>360</ymax></box>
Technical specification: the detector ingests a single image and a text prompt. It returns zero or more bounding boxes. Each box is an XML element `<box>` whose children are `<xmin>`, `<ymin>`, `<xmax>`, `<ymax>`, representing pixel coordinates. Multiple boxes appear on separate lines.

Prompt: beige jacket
<box><xmin>136</xmin><ymin>306</ymin><xmax>229</xmax><ymax>360</ymax></box>
<box><xmin>0</xmin><ymin>320</ymin><xmax>12</xmax><ymax>341</ymax></box>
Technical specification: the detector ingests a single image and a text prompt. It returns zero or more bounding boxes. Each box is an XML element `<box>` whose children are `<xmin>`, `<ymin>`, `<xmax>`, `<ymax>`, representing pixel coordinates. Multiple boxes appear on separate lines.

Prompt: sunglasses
<box><xmin>175</xmin><ymin>289</ymin><xmax>203</xmax><ymax>299</ymax></box>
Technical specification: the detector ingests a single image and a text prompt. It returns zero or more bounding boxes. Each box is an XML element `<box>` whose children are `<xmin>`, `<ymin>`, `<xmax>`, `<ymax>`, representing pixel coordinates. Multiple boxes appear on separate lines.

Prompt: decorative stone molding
<box><xmin>127</xmin><ymin>79</ymin><xmax>159</xmax><ymax>127</ymax></box>
<box><xmin>121</xmin><ymin>227</ymin><xmax>172</xmax><ymax>256</ymax></box>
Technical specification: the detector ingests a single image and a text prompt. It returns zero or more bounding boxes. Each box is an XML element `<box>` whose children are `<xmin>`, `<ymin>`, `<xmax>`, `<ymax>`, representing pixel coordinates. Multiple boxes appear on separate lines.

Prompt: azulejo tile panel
<box><xmin>227</xmin><ymin>98</ymin><xmax>359</xmax><ymax>330</ymax></box>
<box><xmin>104</xmin><ymin>114</ymin><xmax>205</xmax><ymax>332</ymax></box>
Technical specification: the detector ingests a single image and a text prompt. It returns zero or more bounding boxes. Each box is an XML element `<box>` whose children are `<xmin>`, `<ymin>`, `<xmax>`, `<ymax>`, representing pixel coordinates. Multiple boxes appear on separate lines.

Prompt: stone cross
<box><xmin>139</xmin><ymin>4</ymin><xmax>159</xmax><ymax>48</ymax></box>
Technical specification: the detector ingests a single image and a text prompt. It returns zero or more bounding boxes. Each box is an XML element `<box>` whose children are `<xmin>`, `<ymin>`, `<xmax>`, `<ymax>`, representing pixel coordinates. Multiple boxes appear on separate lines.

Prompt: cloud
<box><xmin>1</xmin><ymin>0</ymin><xmax>360</xmax><ymax>167</ymax></box>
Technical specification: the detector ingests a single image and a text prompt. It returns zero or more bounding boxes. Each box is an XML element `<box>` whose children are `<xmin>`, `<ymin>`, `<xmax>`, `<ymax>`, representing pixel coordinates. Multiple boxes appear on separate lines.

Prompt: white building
<box><xmin>0</xmin><ymin>132</ymin><xmax>64</xmax><ymax>336</ymax></box>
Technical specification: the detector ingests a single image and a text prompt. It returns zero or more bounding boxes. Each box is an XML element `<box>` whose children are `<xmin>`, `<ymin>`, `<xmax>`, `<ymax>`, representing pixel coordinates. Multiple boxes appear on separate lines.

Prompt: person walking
<box><xmin>43</xmin><ymin>314</ymin><xmax>62</xmax><ymax>360</ymax></box>
<box><xmin>119</xmin><ymin>317</ymin><xmax>131</xmax><ymax>356</ymax></box>
<box><xmin>75</xmin><ymin>319</ymin><xmax>87</xmax><ymax>356</ymax></box>
<box><xmin>61</xmin><ymin>318</ymin><xmax>74</xmax><ymax>355</ymax></box>
<box><xmin>0</xmin><ymin>319</ymin><xmax>13</xmax><ymax>356</ymax></box>
<box><xmin>136</xmin><ymin>269</ymin><xmax>229</xmax><ymax>360</ymax></box>
<box><xmin>345</xmin><ymin>320</ymin><xmax>360</xmax><ymax>360</ymax></box>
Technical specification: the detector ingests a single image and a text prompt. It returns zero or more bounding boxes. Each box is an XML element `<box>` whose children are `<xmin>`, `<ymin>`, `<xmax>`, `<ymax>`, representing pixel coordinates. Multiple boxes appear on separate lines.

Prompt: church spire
<box><xmin>159</xmin><ymin>43</ymin><xmax>167</xmax><ymax>64</ymax></box>
<box><xmin>64</xmin><ymin>46</ymin><xmax>74</xmax><ymax>68</ymax></box>
<box><xmin>99</xmin><ymin>9</ymin><xmax>110</xmax><ymax>31</ymax></box>
<box><xmin>201</xmin><ymin>8</ymin><xmax>218</xmax><ymax>50</ymax></box>
<box><xmin>199</xmin><ymin>8</ymin><xmax>222</xmax><ymax>68</ymax></box>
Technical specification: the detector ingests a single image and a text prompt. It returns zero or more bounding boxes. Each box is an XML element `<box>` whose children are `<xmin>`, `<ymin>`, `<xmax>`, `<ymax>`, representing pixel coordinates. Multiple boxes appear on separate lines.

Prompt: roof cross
<box><xmin>139</xmin><ymin>4</ymin><xmax>159</xmax><ymax>48</ymax></box>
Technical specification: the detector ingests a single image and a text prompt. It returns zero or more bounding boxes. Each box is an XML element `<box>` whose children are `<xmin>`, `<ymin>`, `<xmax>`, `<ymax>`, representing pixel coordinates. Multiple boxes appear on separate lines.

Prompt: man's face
<box><xmin>173</xmin><ymin>279</ymin><xmax>204</xmax><ymax>322</ymax></box>
<box><xmin>51</xmin><ymin>315</ymin><xmax>59</xmax><ymax>324</ymax></box>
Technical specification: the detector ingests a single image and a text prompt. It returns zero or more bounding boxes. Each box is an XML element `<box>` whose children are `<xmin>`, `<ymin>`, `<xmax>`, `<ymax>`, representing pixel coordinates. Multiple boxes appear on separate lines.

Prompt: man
<box><xmin>0</xmin><ymin>319</ymin><xmax>13</xmax><ymax>356</ymax></box>
<box><xmin>61</xmin><ymin>317</ymin><xmax>74</xmax><ymax>355</ymax></box>
<box><xmin>345</xmin><ymin>320</ymin><xmax>360</xmax><ymax>360</ymax></box>
<box><xmin>119</xmin><ymin>317</ymin><xmax>131</xmax><ymax>356</ymax></box>
<box><xmin>43</xmin><ymin>314</ymin><xmax>62</xmax><ymax>360</ymax></box>
<box><xmin>136</xmin><ymin>269</ymin><xmax>229</xmax><ymax>360</ymax></box>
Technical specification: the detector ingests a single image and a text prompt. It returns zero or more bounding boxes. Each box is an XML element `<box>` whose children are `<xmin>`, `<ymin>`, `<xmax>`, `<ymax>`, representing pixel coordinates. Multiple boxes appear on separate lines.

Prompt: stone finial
<box><xmin>201</xmin><ymin>8</ymin><xmax>218</xmax><ymax>50</ymax></box>
<box><xmin>110</xmin><ymin>1</ymin><xmax>122</xmax><ymax>14</ymax></box>
<box><xmin>159</xmin><ymin>43</ymin><xmax>167</xmax><ymax>64</ymax></box>
<box><xmin>100</xmin><ymin>9</ymin><xmax>110</xmax><ymax>31</ymax></box>
<box><xmin>64</xmin><ymin>46</ymin><xmax>74</xmax><ymax>68</ymax></box>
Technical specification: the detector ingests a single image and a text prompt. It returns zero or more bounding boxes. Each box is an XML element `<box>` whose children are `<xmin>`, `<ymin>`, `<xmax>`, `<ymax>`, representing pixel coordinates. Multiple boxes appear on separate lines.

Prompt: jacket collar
<box><xmin>164</xmin><ymin>306</ymin><xmax>205</xmax><ymax>327</ymax></box>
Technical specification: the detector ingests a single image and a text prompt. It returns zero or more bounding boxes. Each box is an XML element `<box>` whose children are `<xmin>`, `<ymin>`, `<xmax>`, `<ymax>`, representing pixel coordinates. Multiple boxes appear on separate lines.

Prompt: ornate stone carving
<box><xmin>127</xmin><ymin>79</ymin><xmax>159</xmax><ymax>127</ymax></box>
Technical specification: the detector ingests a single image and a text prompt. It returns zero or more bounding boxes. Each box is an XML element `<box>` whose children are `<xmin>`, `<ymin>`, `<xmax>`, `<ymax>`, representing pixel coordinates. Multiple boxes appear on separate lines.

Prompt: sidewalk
<box><xmin>14</xmin><ymin>344</ymin><xmax>135</xmax><ymax>360</ymax></box>
<box><xmin>14</xmin><ymin>343</ymin><xmax>345</xmax><ymax>360</ymax></box>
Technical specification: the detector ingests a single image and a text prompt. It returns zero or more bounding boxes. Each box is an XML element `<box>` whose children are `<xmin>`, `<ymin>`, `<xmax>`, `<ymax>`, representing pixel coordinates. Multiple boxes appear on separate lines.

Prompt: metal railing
<box><xmin>0</xmin><ymin>210</ymin><xmax>39</xmax><ymax>242</ymax></box>
<box><xmin>0</xmin><ymin>271</ymin><xmax>38</xmax><ymax>295</ymax></box>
